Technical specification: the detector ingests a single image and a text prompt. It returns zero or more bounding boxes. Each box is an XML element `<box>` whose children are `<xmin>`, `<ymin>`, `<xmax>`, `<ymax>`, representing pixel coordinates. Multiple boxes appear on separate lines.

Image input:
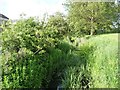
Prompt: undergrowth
<box><xmin>1</xmin><ymin>17</ymin><xmax>118</xmax><ymax>88</ymax></box>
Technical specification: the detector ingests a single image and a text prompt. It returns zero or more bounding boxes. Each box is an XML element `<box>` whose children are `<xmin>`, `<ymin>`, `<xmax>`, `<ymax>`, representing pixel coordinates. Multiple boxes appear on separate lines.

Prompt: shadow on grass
<box><xmin>46</xmin><ymin>41</ymin><xmax>94</xmax><ymax>89</ymax></box>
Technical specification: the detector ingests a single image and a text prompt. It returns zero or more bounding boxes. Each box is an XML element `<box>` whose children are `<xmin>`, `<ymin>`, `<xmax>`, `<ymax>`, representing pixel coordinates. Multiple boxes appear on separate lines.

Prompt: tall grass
<box><xmin>88</xmin><ymin>34</ymin><xmax>118</xmax><ymax>88</ymax></box>
<box><xmin>62</xmin><ymin>33</ymin><xmax>118</xmax><ymax>88</ymax></box>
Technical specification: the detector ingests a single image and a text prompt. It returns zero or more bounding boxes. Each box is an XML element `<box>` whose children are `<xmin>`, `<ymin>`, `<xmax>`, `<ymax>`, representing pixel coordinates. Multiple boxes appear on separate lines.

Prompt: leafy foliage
<box><xmin>46</xmin><ymin>12</ymin><xmax>70</xmax><ymax>39</ymax></box>
<box><xmin>0</xmin><ymin>15</ymin><xmax>73</xmax><ymax>88</ymax></box>
<box><xmin>65</xmin><ymin>1</ymin><xmax>119</xmax><ymax>35</ymax></box>
<box><xmin>0</xmin><ymin>6</ymin><xmax>119</xmax><ymax>88</ymax></box>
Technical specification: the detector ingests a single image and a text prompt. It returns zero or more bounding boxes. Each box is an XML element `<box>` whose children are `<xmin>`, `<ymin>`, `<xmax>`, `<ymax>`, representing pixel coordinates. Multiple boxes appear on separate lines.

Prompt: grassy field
<box><xmin>87</xmin><ymin>33</ymin><xmax>118</xmax><ymax>88</ymax></box>
<box><xmin>62</xmin><ymin>33</ymin><xmax>119</xmax><ymax>88</ymax></box>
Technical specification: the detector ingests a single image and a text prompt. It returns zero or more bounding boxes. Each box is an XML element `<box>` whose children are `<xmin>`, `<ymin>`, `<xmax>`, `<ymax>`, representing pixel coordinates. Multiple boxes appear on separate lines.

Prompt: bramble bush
<box><xmin>0</xmin><ymin>14</ymin><xmax>71</xmax><ymax>88</ymax></box>
<box><xmin>1</xmin><ymin>18</ymin><xmax>47</xmax><ymax>88</ymax></box>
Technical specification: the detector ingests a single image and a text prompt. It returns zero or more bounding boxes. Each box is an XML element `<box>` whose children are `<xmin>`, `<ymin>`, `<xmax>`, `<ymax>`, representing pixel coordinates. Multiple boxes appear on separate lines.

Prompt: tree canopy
<box><xmin>65</xmin><ymin>1</ymin><xmax>119</xmax><ymax>35</ymax></box>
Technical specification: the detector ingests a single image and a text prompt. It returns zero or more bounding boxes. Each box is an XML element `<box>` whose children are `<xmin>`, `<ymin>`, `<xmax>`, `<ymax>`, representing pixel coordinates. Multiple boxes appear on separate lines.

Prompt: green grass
<box><xmin>87</xmin><ymin>33</ymin><xmax>118</xmax><ymax>88</ymax></box>
<box><xmin>62</xmin><ymin>33</ymin><xmax>119</xmax><ymax>88</ymax></box>
<box><xmin>1</xmin><ymin>33</ymin><xmax>119</xmax><ymax>88</ymax></box>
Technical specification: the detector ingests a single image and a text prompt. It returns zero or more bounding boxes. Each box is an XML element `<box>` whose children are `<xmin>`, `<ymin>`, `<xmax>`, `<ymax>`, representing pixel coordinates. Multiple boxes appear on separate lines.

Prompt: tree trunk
<box><xmin>90</xmin><ymin>9</ymin><xmax>94</xmax><ymax>36</ymax></box>
<box><xmin>90</xmin><ymin>29</ymin><xmax>94</xmax><ymax>35</ymax></box>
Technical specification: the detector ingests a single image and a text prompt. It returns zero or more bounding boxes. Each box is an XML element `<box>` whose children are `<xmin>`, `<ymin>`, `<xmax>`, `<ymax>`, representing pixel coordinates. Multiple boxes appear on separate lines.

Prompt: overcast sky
<box><xmin>0</xmin><ymin>0</ymin><xmax>66</xmax><ymax>19</ymax></box>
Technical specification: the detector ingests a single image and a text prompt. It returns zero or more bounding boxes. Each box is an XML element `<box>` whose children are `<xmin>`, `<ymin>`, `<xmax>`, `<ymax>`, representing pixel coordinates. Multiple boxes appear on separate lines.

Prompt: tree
<box><xmin>46</xmin><ymin>12</ymin><xmax>70</xmax><ymax>39</ymax></box>
<box><xmin>65</xmin><ymin>1</ymin><xmax>119</xmax><ymax>35</ymax></box>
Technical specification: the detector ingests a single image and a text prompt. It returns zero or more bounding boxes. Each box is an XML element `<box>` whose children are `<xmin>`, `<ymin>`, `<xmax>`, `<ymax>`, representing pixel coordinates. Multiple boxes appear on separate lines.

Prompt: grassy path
<box><xmin>62</xmin><ymin>33</ymin><xmax>119</xmax><ymax>88</ymax></box>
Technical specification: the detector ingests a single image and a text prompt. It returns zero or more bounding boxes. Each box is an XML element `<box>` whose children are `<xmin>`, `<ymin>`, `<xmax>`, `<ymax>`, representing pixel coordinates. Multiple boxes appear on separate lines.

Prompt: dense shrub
<box><xmin>1</xmin><ymin>18</ymin><xmax>49</xmax><ymax>88</ymax></box>
<box><xmin>0</xmin><ymin>16</ymin><xmax>73</xmax><ymax>88</ymax></box>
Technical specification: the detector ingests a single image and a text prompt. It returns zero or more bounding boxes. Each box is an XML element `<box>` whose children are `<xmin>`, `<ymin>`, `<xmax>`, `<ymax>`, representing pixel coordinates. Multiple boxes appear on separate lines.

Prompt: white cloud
<box><xmin>3</xmin><ymin>0</ymin><xmax>66</xmax><ymax>19</ymax></box>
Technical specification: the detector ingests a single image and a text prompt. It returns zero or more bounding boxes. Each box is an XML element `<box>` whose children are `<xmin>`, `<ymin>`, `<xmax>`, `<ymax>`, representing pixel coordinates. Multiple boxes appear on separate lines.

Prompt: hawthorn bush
<box><xmin>0</xmin><ymin>15</ymin><xmax>71</xmax><ymax>88</ymax></box>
